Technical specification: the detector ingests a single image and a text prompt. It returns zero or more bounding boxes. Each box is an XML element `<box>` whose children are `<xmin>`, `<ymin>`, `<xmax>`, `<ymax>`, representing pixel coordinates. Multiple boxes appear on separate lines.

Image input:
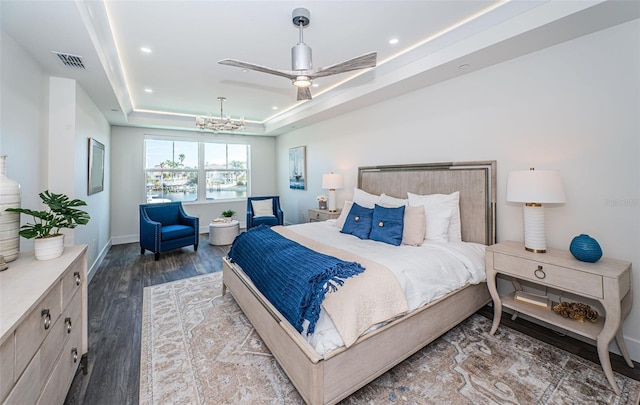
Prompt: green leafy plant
<box><xmin>5</xmin><ymin>190</ymin><xmax>90</xmax><ymax>239</ymax></box>
<box><xmin>221</xmin><ymin>209</ymin><xmax>236</xmax><ymax>218</ymax></box>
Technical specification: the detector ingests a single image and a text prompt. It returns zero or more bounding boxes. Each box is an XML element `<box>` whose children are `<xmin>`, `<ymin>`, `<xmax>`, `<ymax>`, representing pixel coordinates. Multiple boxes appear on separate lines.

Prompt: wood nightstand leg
<box><xmin>598</xmin><ymin>297</ymin><xmax>622</xmax><ymax>395</ymax></box>
<box><xmin>615</xmin><ymin>329</ymin><xmax>634</xmax><ymax>368</ymax></box>
<box><xmin>486</xmin><ymin>267</ymin><xmax>502</xmax><ymax>335</ymax></box>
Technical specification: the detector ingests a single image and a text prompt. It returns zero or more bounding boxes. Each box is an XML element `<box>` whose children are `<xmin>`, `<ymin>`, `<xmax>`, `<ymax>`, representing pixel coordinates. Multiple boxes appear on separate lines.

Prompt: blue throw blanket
<box><xmin>228</xmin><ymin>226</ymin><xmax>365</xmax><ymax>334</ymax></box>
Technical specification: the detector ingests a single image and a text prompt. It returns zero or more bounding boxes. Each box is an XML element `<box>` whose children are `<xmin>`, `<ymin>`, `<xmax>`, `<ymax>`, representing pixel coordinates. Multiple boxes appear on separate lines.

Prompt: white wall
<box><xmin>275</xmin><ymin>20</ymin><xmax>640</xmax><ymax>360</ymax></box>
<box><xmin>0</xmin><ymin>30</ymin><xmax>111</xmax><ymax>277</ymax></box>
<box><xmin>110</xmin><ymin>126</ymin><xmax>276</xmax><ymax>244</ymax></box>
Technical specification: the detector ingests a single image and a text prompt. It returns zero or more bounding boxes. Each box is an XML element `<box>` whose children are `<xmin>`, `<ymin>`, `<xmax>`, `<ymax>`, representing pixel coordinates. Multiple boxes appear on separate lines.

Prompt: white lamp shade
<box><xmin>506</xmin><ymin>169</ymin><xmax>566</xmax><ymax>204</ymax></box>
<box><xmin>322</xmin><ymin>173</ymin><xmax>344</xmax><ymax>190</ymax></box>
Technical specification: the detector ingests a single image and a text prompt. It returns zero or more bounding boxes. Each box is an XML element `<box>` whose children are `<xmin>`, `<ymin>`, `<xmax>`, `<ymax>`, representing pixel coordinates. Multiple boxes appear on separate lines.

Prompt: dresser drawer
<box><xmin>493</xmin><ymin>253</ymin><xmax>603</xmax><ymax>298</ymax></box>
<box><xmin>61</xmin><ymin>259</ymin><xmax>83</xmax><ymax>309</ymax></box>
<box><xmin>0</xmin><ymin>336</ymin><xmax>15</xmax><ymax>401</ymax></box>
<box><xmin>37</xmin><ymin>309</ymin><xmax>83</xmax><ymax>405</ymax></box>
<box><xmin>15</xmin><ymin>283</ymin><xmax>62</xmax><ymax>377</ymax></box>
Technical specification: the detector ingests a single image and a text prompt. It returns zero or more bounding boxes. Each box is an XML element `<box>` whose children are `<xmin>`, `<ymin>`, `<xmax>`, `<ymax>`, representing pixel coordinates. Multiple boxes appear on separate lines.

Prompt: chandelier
<box><xmin>195</xmin><ymin>97</ymin><xmax>245</xmax><ymax>132</ymax></box>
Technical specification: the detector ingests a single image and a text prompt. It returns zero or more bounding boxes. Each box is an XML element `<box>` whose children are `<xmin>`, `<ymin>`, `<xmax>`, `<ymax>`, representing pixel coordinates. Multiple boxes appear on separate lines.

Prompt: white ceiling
<box><xmin>1</xmin><ymin>1</ymin><xmax>638</xmax><ymax>135</ymax></box>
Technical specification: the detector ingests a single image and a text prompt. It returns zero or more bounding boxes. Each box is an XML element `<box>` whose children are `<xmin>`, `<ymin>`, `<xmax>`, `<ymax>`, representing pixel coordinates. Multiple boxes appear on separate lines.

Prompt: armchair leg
<box><xmin>154</xmin><ymin>253</ymin><xmax>159</xmax><ymax>261</ymax></box>
<box><xmin>194</xmin><ymin>244</ymin><xmax>198</xmax><ymax>252</ymax></box>
<box><xmin>141</xmin><ymin>247</ymin><xmax>145</xmax><ymax>255</ymax></box>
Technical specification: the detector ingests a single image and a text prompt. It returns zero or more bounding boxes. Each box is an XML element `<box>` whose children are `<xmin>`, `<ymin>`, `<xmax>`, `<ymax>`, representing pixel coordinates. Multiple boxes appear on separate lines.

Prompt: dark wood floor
<box><xmin>64</xmin><ymin>237</ymin><xmax>639</xmax><ymax>405</ymax></box>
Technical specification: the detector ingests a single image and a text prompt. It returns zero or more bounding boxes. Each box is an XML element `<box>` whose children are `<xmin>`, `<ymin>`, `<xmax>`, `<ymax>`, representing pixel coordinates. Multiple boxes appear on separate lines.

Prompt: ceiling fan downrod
<box><xmin>291</xmin><ymin>8</ymin><xmax>312</xmax><ymax>71</ymax></box>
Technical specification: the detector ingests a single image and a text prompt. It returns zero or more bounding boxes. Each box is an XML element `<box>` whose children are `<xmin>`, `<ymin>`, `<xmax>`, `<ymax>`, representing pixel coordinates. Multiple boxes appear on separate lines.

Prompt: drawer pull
<box><xmin>71</xmin><ymin>348</ymin><xmax>78</xmax><ymax>363</ymax></box>
<box><xmin>74</xmin><ymin>271</ymin><xmax>81</xmax><ymax>286</ymax></box>
<box><xmin>41</xmin><ymin>309</ymin><xmax>51</xmax><ymax>330</ymax></box>
<box><xmin>65</xmin><ymin>317</ymin><xmax>72</xmax><ymax>333</ymax></box>
<box><xmin>534</xmin><ymin>265</ymin><xmax>546</xmax><ymax>279</ymax></box>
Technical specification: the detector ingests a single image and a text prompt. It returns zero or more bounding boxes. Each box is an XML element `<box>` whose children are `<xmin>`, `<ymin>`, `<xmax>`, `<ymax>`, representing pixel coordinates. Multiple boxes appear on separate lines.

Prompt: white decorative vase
<box><xmin>34</xmin><ymin>234</ymin><xmax>65</xmax><ymax>261</ymax></box>
<box><xmin>0</xmin><ymin>155</ymin><xmax>21</xmax><ymax>262</ymax></box>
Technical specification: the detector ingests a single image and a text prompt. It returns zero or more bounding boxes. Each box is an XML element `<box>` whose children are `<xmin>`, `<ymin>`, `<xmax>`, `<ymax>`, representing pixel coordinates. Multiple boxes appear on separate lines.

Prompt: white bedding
<box><xmin>287</xmin><ymin>220</ymin><xmax>487</xmax><ymax>356</ymax></box>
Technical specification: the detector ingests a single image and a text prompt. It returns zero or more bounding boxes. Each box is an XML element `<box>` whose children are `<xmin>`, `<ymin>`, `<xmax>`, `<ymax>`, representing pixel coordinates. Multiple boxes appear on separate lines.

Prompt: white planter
<box><xmin>34</xmin><ymin>234</ymin><xmax>65</xmax><ymax>261</ymax></box>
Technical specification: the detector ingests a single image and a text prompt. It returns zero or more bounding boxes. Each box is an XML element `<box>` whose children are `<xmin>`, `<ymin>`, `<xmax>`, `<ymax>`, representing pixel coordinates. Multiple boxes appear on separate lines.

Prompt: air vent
<box><xmin>51</xmin><ymin>51</ymin><xmax>86</xmax><ymax>69</ymax></box>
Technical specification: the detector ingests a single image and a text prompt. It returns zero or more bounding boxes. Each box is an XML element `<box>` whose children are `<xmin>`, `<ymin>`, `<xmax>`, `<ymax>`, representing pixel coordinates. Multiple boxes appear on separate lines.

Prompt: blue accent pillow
<box><xmin>340</xmin><ymin>202</ymin><xmax>374</xmax><ymax>240</ymax></box>
<box><xmin>369</xmin><ymin>204</ymin><xmax>405</xmax><ymax>246</ymax></box>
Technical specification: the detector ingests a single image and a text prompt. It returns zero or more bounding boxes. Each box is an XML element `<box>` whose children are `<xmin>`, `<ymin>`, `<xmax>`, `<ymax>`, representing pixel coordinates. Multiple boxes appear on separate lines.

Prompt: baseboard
<box><xmin>112</xmin><ymin>234</ymin><xmax>139</xmax><ymax>245</ymax></box>
<box><xmin>88</xmin><ymin>239</ymin><xmax>112</xmax><ymax>284</ymax></box>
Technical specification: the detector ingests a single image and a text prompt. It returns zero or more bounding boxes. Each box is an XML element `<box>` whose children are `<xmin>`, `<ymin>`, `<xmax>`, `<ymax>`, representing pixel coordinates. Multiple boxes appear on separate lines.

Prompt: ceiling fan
<box><xmin>218</xmin><ymin>8</ymin><xmax>377</xmax><ymax>101</ymax></box>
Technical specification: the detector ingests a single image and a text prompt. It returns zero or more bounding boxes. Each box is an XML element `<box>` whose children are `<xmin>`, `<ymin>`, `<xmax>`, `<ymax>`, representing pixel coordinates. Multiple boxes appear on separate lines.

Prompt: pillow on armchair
<box><xmin>252</xmin><ymin>199</ymin><xmax>275</xmax><ymax>217</ymax></box>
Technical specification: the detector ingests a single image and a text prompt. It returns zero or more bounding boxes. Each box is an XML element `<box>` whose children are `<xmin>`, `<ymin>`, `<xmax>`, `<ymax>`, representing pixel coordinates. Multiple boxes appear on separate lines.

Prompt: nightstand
<box><xmin>308</xmin><ymin>208</ymin><xmax>341</xmax><ymax>222</ymax></box>
<box><xmin>485</xmin><ymin>240</ymin><xmax>634</xmax><ymax>395</ymax></box>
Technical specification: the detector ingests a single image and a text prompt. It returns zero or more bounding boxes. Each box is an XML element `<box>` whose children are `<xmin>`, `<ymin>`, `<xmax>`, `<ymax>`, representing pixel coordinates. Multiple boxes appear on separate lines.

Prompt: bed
<box><xmin>222</xmin><ymin>160</ymin><xmax>497</xmax><ymax>405</ymax></box>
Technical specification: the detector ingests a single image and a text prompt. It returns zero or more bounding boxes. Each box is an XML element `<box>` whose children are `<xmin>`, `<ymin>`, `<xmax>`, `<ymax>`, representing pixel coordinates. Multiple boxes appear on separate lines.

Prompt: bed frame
<box><xmin>222</xmin><ymin>161</ymin><xmax>497</xmax><ymax>404</ymax></box>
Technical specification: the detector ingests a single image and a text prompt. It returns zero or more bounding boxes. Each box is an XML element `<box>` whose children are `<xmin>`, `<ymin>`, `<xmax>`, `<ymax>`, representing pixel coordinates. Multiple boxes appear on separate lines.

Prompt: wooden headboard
<box><xmin>358</xmin><ymin>161</ymin><xmax>496</xmax><ymax>245</ymax></box>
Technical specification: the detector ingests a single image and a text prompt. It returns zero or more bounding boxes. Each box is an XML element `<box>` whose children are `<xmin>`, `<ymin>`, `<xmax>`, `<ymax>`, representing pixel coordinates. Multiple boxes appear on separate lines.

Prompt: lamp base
<box><xmin>523</xmin><ymin>203</ymin><xmax>547</xmax><ymax>253</ymax></box>
<box><xmin>327</xmin><ymin>189</ymin><xmax>337</xmax><ymax>212</ymax></box>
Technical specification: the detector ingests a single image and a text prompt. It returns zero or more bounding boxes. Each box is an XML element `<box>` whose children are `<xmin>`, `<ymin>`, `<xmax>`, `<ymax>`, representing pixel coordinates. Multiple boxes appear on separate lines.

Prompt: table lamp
<box><xmin>506</xmin><ymin>168</ymin><xmax>566</xmax><ymax>253</ymax></box>
<box><xmin>322</xmin><ymin>173</ymin><xmax>343</xmax><ymax>212</ymax></box>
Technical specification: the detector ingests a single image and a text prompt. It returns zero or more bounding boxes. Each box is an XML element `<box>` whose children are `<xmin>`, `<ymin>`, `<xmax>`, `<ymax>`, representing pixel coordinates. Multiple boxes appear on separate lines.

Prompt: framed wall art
<box><xmin>88</xmin><ymin>137</ymin><xmax>105</xmax><ymax>195</ymax></box>
<box><xmin>289</xmin><ymin>146</ymin><xmax>306</xmax><ymax>190</ymax></box>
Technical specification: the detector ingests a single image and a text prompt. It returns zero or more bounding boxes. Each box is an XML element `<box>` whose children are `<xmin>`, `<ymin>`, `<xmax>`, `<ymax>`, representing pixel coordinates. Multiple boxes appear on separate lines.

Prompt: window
<box><xmin>145</xmin><ymin>139</ymin><xmax>248</xmax><ymax>203</ymax></box>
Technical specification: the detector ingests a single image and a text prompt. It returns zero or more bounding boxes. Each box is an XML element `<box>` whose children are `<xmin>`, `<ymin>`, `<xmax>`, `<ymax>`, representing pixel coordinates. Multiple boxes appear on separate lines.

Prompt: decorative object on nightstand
<box><xmin>308</xmin><ymin>208</ymin><xmax>341</xmax><ymax>222</ymax></box>
<box><xmin>506</xmin><ymin>168</ymin><xmax>566</xmax><ymax>253</ymax></box>
<box><xmin>569</xmin><ymin>234</ymin><xmax>603</xmax><ymax>263</ymax></box>
<box><xmin>316</xmin><ymin>194</ymin><xmax>328</xmax><ymax>210</ymax></box>
<box><xmin>322</xmin><ymin>173</ymin><xmax>343</xmax><ymax>212</ymax></box>
<box><xmin>552</xmin><ymin>301</ymin><xmax>599</xmax><ymax>323</ymax></box>
<box><xmin>485</xmin><ymin>240</ymin><xmax>634</xmax><ymax>395</ymax></box>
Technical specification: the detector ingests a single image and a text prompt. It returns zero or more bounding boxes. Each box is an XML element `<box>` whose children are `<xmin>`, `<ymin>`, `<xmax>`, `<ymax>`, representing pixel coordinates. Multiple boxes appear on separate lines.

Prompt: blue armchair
<box><xmin>246</xmin><ymin>196</ymin><xmax>284</xmax><ymax>229</ymax></box>
<box><xmin>139</xmin><ymin>201</ymin><xmax>199</xmax><ymax>260</ymax></box>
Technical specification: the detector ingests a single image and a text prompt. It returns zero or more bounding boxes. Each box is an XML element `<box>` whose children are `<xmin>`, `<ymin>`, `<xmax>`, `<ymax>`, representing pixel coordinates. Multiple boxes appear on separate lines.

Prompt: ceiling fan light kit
<box><xmin>218</xmin><ymin>8</ymin><xmax>377</xmax><ymax>101</ymax></box>
<box><xmin>195</xmin><ymin>97</ymin><xmax>245</xmax><ymax>133</ymax></box>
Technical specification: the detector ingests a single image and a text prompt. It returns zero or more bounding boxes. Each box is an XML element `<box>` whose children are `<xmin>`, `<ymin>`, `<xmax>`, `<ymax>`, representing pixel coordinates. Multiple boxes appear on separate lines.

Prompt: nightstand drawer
<box><xmin>493</xmin><ymin>253</ymin><xmax>603</xmax><ymax>298</ymax></box>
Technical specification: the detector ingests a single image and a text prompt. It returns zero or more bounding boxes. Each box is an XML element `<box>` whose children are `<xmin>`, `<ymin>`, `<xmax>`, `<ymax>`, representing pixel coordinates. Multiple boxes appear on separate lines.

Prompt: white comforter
<box><xmin>287</xmin><ymin>220</ymin><xmax>487</xmax><ymax>356</ymax></box>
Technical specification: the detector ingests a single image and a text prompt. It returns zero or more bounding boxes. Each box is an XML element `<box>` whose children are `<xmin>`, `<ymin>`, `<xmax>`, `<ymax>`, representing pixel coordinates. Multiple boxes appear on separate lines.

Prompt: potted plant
<box><xmin>5</xmin><ymin>190</ymin><xmax>90</xmax><ymax>260</ymax></box>
<box><xmin>221</xmin><ymin>209</ymin><xmax>236</xmax><ymax>222</ymax></box>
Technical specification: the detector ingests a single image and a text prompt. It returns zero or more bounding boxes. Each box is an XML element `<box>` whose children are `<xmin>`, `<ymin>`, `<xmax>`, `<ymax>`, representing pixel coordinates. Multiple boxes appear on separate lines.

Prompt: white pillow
<box><xmin>401</xmin><ymin>205</ymin><xmax>425</xmax><ymax>246</ymax></box>
<box><xmin>407</xmin><ymin>191</ymin><xmax>461</xmax><ymax>242</ymax></box>
<box><xmin>251</xmin><ymin>199</ymin><xmax>274</xmax><ymax>217</ymax></box>
<box><xmin>333</xmin><ymin>201</ymin><xmax>353</xmax><ymax>229</ymax></box>
<box><xmin>353</xmin><ymin>188</ymin><xmax>381</xmax><ymax>209</ymax></box>
<box><xmin>380</xmin><ymin>193</ymin><xmax>408</xmax><ymax>208</ymax></box>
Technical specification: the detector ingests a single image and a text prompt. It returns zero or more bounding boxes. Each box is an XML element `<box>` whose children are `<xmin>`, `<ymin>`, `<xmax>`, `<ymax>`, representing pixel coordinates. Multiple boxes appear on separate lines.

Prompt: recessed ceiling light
<box><xmin>312</xmin><ymin>83</ymin><xmax>319</xmax><ymax>88</ymax></box>
<box><xmin>242</xmin><ymin>69</ymin><xmax>249</xmax><ymax>73</ymax></box>
<box><xmin>272</xmin><ymin>106</ymin><xmax>278</xmax><ymax>110</ymax></box>
<box><xmin>144</xmin><ymin>88</ymin><xmax>153</xmax><ymax>93</ymax></box>
<box><xmin>388</xmin><ymin>38</ymin><xmax>399</xmax><ymax>45</ymax></box>
<box><xmin>140</xmin><ymin>47</ymin><xmax>152</xmax><ymax>53</ymax></box>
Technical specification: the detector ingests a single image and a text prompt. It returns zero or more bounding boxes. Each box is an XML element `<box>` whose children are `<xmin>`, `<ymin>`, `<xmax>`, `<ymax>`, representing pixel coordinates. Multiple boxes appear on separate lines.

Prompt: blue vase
<box><xmin>570</xmin><ymin>234</ymin><xmax>602</xmax><ymax>263</ymax></box>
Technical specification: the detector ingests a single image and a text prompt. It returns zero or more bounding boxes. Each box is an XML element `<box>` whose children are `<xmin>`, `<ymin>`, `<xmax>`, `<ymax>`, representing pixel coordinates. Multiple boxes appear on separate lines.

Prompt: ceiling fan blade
<box><xmin>311</xmin><ymin>52</ymin><xmax>377</xmax><ymax>78</ymax></box>
<box><xmin>297</xmin><ymin>87</ymin><xmax>312</xmax><ymax>101</ymax></box>
<box><xmin>218</xmin><ymin>59</ymin><xmax>297</xmax><ymax>80</ymax></box>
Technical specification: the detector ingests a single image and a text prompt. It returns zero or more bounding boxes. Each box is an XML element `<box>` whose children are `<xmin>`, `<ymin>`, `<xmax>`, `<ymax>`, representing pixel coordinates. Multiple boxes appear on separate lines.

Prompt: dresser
<box><xmin>485</xmin><ymin>241</ymin><xmax>633</xmax><ymax>395</ymax></box>
<box><xmin>0</xmin><ymin>245</ymin><xmax>88</xmax><ymax>405</ymax></box>
<box><xmin>308</xmin><ymin>208</ymin><xmax>341</xmax><ymax>222</ymax></box>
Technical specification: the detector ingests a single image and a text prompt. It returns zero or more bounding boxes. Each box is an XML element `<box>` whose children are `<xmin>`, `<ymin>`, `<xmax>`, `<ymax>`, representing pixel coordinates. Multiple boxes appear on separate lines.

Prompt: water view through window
<box><xmin>145</xmin><ymin>139</ymin><xmax>248</xmax><ymax>203</ymax></box>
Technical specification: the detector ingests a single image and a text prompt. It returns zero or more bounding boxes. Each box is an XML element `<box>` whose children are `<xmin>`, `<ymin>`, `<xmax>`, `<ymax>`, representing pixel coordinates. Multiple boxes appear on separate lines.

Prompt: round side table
<box><xmin>208</xmin><ymin>220</ymin><xmax>239</xmax><ymax>245</ymax></box>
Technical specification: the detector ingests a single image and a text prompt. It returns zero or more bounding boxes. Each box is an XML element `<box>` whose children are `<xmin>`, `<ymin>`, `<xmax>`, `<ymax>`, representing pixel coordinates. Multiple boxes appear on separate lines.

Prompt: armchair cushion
<box><xmin>251</xmin><ymin>199</ymin><xmax>275</xmax><ymax>217</ymax></box>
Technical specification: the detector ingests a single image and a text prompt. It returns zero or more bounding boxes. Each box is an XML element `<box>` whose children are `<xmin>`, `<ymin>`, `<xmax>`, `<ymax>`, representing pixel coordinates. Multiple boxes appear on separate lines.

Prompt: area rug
<box><xmin>140</xmin><ymin>272</ymin><xmax>640</xmax><ymax>405</ymax></box>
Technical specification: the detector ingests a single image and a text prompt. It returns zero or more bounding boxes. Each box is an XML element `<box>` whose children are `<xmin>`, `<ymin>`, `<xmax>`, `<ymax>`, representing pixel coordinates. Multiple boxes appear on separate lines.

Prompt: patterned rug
<box><xmin>140</xmin><ymin>272</ymin><xmax>640</xmax><ymax>405</ymax></box>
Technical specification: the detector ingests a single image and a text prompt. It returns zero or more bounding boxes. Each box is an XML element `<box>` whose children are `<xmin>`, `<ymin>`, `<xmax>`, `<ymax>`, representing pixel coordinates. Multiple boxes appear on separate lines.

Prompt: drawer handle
<box><xmin>534</xmin><ymin>265</ymin><xmax>546</xmax><ymax>279</ymax></box>
<box><xmin>74</xmin><ymin>271</ymin><xmax>81</xmax><ymax>286</ymax></box>
<box><xmin>71</xmin><ymin>348</ymin><xmax>78</xmax><ymax>363</ymax></box>
<box><xmin>65</xmin><ymin>317</ymin><xmax>72</xmax><ymax>333</ymax></box>
<box><xmin>41</xmin><ymin>309</ymin><xmax>51</xmax><ymax>330</ymax></box>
